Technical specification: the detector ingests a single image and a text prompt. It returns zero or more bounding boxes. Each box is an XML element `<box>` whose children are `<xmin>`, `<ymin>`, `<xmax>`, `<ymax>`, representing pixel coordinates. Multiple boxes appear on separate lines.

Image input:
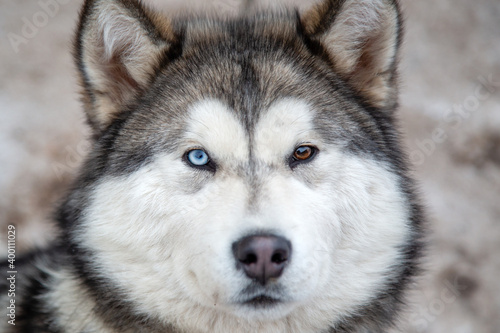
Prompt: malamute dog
<box><xmin>2</xmin><ymin>0</ymin><xmax>423</xmax><ymax>332</ymax></box>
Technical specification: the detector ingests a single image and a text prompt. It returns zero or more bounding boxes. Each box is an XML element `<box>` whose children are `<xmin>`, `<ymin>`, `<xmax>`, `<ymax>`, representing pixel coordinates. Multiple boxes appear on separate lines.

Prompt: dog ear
<box><xmin>75</xmin><ymin>0</ymin><xmax>176</xmax><ymax>136</ymax></box>
<box><xmin>301</xmin><ymin>0</ymin><xmax>401</xmax><ymax>109</ymax></box>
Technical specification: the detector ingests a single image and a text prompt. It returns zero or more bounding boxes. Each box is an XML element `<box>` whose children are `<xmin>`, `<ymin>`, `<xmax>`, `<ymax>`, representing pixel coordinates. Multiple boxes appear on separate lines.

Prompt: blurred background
<box><xmin>0</xmin><ymin>0</ymin><xmax>499</xmax><ymax>332</ymax></box>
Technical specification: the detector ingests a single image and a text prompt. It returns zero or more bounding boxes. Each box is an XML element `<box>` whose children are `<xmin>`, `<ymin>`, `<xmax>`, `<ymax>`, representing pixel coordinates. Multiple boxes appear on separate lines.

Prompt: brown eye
<box><xmin>294</xmin><ymin>146</ymin><xmax>313</xmax><ymax>160</ymax></box>
<box><xmin>289</xmin><ymin>145</ymin><xmax>318</xmax><ymax>168</ymax></box>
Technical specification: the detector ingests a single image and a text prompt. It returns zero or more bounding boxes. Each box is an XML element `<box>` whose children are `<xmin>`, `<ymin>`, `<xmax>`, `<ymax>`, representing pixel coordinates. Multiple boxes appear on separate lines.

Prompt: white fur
<box><xmin>183</xmin><ymin>99</ymin><xmax>249</xmax><ymax>163</ymax></box>
<box><xmin>254</xmin><ymin>98</ymin><xmax>321</xmax><ymax>163</ymax></box>
<box><xmin>75</xmin><ymin>98</ymin><xmax>411</xmax><ymax>332</ymax></box>
<box><xmin>99</xmin><ymin>6</ymin><xmax>140</xmax><ymax>60</ymax></box>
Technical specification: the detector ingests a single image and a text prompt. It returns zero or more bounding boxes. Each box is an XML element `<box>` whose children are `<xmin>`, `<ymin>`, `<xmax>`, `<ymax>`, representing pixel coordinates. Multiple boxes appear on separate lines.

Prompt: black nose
<box><xmin>232</xmin><ymin>234</ymin><xmax>291</xmax><ymax>286</ymax></box>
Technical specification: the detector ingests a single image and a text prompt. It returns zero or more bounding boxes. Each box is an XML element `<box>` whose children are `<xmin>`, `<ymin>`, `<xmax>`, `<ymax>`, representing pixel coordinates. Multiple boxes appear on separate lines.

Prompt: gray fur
<box><xmin>0</xmin><ymin>0</ymin><xmax>423</xmax><ymax>332</ymax></box>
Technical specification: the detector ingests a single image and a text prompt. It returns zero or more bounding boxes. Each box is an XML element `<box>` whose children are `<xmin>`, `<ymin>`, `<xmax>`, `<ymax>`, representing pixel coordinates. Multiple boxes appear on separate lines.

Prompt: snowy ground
<box><xmin>0</xmin><ymin>0</ymin><xmax>499</xmax><ymax>332</ymax></box>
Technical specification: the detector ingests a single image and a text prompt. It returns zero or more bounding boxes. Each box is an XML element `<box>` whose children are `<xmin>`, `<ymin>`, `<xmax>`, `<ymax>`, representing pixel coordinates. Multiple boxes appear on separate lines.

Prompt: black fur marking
<box><xmin>159</xmin><ymin>25</ymin><xmax>186</xmax><ymax>69</ymax></box>
<box><xmin>15</xmin><ymin>271</ymin><xmax>61</xmax><ymax>333</ymax></box>
<box><xmin>309</xmin><ymin>0</ymin><xmax>347</xmax><ymax>37</ymax></box>
<box><xmin>1</xmin><ymin>246</ymin><xmax>66</xmax><ymax>333</ymax></box>
<box><xmin>296</xmin><ymin>10</ymin><xmax>337</xmax><ymax>70</ymax></box>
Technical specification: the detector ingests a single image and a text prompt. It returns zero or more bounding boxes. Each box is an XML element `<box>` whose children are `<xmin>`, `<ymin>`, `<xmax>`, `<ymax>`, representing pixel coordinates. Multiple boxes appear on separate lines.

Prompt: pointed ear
<box><xmin>301</xmin><ymin>0</ymin><xmax>402</xmax><ymax>109</ymax></box>
<box><xmin>75</xmin><ymin>0</ymin><xmax>177</xmax><ymax>135</ymax></box>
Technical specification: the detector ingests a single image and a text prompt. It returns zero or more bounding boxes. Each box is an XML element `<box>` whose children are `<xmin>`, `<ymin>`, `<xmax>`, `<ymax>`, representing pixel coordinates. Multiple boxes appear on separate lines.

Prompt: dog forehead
<box><xmin>185</xmin><ymin>99</ymin><xmax>249</xmax><ymax>161</ymax></box>
<box><xmin>184</xmin><ymin>98</ymin><xmax>316</xmax><ymax>163</ymax></box>
<box><xmin>254</xmin><ymin>98</ymin><xmax>317</xmax><ymax>161</ymax></box>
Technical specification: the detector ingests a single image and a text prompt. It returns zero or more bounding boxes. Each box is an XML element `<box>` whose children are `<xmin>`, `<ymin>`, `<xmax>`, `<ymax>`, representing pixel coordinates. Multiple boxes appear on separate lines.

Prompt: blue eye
<box><xmin>186</xmin><ymin>149</ymin><xmax>210</xmax><ymax>167</ymax></box>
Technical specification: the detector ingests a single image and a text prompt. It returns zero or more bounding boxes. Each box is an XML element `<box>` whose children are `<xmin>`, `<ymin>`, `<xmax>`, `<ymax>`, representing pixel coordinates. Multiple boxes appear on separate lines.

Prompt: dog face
<box><xmin>67</xmin><ymin>0</ymin><xmax>421</xmax><ymax>331</ymax></box>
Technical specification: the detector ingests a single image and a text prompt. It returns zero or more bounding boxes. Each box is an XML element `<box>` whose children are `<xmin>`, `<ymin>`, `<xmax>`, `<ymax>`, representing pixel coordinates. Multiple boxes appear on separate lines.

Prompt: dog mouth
<box><xmin>236</xmin><ymin>282</ymin><xmax>286</xmax><ymax>308</ymax></box>
<box><xmin>242</xmin><ymin>295</ymin><xmax>282</xmax><ymax>308</ymax></box>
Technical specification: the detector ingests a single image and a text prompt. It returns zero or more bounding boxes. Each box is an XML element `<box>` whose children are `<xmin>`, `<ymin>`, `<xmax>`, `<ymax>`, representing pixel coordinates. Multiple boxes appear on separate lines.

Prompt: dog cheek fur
<box><xmin>75</xmin><ymin>144</ymin><xmax>411</xmax><ymax>333</ymax></box>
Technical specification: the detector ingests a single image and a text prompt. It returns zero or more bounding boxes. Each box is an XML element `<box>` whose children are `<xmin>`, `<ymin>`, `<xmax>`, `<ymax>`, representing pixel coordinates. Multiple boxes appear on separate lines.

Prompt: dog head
<box><xmin>65</xmin><ymin>0</ymin><xmax>422</xmax><ymax>331</ymax></box>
